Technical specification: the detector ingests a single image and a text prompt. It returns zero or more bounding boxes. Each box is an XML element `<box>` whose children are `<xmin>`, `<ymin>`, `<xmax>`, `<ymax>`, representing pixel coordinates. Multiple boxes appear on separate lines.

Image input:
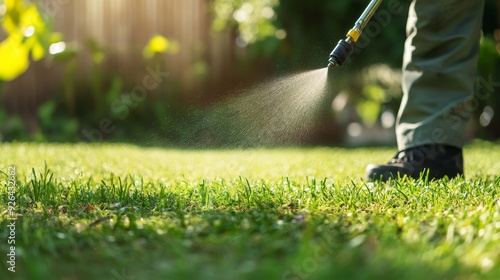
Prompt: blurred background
<box><xmin>0</xmin><ymin>0</ymin><xmax>499</xmax><ymax>146</ymax></box>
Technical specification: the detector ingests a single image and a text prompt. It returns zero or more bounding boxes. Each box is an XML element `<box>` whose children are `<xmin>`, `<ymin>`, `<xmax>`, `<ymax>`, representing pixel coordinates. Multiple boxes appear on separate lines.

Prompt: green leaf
<box><xmin>356</xmin><ymin>99</ymin><xmax>381</xmax><ymax>127</ymax></box>
<box><xmin>0</xmin><ymin>36</ymin><xmax>29</xmax><ymax>81</ymax></box>
<box><xmin>0</xmin><ymin>0</ymin><xmax>61</xmax><ymax>80</ymax></box>
<box><xmin>21</xmin><ymin>4</ymin><xmax>45</xmax><ymax>33</ymax></box>
<box><xmin>2</xmin><ymin>0</ymin><xmax>24</xmax><ymax>35</ymax></box>
<box><xmin>51</xmin><ymin>47</ymin><xmax>78</xmax><ymax>62</ymax></box>
<box><xmin>92</xmin><ymin>51</ymin><xmax>104</xmax><ymax>64</ymax></box>
<box><xmin>86</xmin><ymin>39</ymin><xmax>105</xmax><ymax>64</ymax></box>
<box><xmin>38</xmin><ymin>100</ymin><xmax>56</xmax><ymax>126</ymax></box>
<box><xmin>49</xmin><ymin>32</ymin><xmax>64</xmax><ymax>44</ymax></box>
<box><xmin>362</xmin><ymin>85</ymin><xmax>387</xmax><ymax>102</ymax></box>
<box><xmin>31</xmin><ymin>40</ymin><xmax>45</xmax><ymax>61</ymax></box>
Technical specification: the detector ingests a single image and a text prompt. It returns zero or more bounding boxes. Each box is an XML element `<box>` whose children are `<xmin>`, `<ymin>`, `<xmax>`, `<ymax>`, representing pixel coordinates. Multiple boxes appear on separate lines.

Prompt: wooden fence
<box><xmin>1</xmin><ymin>0</ymin><xmax>235</xmax><ymax>131</ymax></box>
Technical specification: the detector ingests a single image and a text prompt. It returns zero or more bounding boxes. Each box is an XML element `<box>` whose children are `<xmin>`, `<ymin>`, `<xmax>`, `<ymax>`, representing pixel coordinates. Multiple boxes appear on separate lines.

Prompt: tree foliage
<box><xmin>0</xmin><ymin>0</ymin><xmax>63</xmax><ymax>81</ymax></box>
<box><xmin>212</xmin><ymin>0</ymin><xmax>280</xmax><ymax>45</ymax></box>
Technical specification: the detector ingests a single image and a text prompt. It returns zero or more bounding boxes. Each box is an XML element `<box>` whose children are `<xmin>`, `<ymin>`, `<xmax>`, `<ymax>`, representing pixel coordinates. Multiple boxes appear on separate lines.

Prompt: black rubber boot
<box><xmin>366</xmin><ymin>144</ymin><xmax>464</xmax><ymax>182</ymax></box>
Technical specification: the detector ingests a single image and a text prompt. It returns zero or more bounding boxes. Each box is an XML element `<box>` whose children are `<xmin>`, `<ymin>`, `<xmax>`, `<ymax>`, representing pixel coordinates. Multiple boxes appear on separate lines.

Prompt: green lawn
<box><xmin>1</xmin><ymin>142</ymin><xmax>500</xmax><ymax>280</ymax></box>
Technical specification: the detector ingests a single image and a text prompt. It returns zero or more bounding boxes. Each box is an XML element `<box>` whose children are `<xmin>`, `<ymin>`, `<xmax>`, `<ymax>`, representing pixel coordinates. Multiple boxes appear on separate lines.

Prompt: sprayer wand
<box><xmin>328</xmin><ymin>0</ymin><xmax>384</xmax><ymax>68</ymax></box>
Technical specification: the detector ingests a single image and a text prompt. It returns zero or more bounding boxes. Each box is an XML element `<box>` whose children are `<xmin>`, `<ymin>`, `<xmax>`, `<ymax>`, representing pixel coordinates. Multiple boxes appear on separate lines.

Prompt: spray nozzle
<box><xmin>328</xmin><ymin>39</ymin><xmax>354</xmax><ymax>68</ymax></box>
<box><xmin>327</xmin><ymin>0</ymin><xmax>384</xmax><ymax>68</ymax></box>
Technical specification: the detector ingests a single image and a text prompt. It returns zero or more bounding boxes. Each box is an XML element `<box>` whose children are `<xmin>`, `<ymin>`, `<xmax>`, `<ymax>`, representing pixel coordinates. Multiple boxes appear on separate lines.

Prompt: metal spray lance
<box><xmin>328</xmin><ymin>0</ymin><xmax>384</xmax><ymax>68</ymax></box>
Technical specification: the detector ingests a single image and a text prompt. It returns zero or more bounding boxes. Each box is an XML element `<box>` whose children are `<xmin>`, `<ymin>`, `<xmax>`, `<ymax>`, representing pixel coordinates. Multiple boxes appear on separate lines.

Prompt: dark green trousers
<box><xmin>396</xmin><ymin>0</ymin><xmax>485</xmax><ymax>150</ymax></box>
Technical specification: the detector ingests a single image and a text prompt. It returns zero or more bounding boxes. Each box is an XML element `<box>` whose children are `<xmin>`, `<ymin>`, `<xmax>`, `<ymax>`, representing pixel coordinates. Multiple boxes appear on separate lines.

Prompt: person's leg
<box><xmin>397</xmin><ymin>0</ymin><xmax>484</xmax><ymax>149</ymax></box>
<box><xmin>366</xmin><ymin>0</ymin><xmax>485</xmax><ymax>181</ymax></box>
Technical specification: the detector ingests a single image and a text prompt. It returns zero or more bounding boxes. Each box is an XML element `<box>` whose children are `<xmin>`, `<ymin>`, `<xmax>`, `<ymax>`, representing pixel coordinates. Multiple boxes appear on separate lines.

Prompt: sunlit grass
<box><xmin>1</xmin><ymin>142</ymin><xmax>500</xmax><ymax>279</ymax></box>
